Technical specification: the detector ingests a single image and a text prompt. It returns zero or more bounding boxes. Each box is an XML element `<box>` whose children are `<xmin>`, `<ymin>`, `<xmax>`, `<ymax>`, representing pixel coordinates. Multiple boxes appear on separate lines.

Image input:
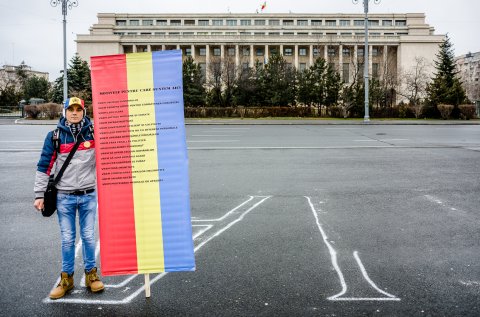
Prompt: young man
<box><xmin>34</xmin><ymin>97</ymin><xmax>104</xmax><ymax>299</ymax></box>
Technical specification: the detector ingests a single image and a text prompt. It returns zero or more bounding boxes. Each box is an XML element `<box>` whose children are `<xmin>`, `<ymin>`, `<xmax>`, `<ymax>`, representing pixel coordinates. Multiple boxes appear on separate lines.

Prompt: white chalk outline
<box><xmin>304</xmin><ymin>196</ymin><xmax>400</xmax><ymax>301</ymax></box>
<box><xmin>43</xmin><ymin>195</ymin><xmax>270</xmax><ymax>305</ymax></box>
<box><xmin>193</xmin><ymin>196</ymin><xmax>256</xmax><ymax>222</ymax></box>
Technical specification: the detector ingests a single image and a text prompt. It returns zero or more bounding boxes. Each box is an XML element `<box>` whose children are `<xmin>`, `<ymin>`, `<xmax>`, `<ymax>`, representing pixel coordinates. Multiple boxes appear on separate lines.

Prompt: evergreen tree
<box><xmin>51</xmin><ymin>54</ymin><xmax>92</xmax><ymax>104</ymax></box>
<box><xmin>182</xmin><ymin>56</ymin><xmax>206</xmax><ymax>106</ymax></box>
<box><xmin>261</xmin><ymin>54</ymin><xmax>296</xmax><ymax>106</ymax></box>
<box><xmin>426</xmin><ymin>35</ymin><xmax>467</xmax><ymax>118</ymax></box>
<box><xmin>22</xmin><ymin>76</ymin><xmax>50</xmax><ymax>101</ymax></box>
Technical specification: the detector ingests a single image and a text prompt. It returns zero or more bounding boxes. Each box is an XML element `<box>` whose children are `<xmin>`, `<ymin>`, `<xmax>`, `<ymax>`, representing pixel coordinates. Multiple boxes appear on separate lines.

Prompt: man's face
<box><xmin>66</xmin><ymin>104</ymin><xmax>84</xmax><ymax>124</ymax></box>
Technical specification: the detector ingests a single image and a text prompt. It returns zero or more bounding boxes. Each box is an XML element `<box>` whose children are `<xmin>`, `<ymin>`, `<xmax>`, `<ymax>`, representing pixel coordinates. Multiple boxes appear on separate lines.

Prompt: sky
<box><xmin>1</xmin><ymin>0</ymin><xmax>479</xmax><ymax>81</ymax></box>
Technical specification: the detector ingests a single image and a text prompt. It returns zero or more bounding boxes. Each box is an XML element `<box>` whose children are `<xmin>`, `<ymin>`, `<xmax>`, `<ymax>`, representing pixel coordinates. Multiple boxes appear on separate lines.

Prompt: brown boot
<box><xmin>85</xmin><ymin>267</ymin><xmax>104</xmax><ymax>292</ymax></box>
<box><xmin>49</xmin><ymin>272</ymin><xmax>74</xmax><ymax>299</ymax></box>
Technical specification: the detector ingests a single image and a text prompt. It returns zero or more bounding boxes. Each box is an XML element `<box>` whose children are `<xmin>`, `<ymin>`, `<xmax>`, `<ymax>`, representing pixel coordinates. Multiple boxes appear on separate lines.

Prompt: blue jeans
<box><xmin>56</xmin><ymin>191</ymin><xmax>97</xmax><ymax>275</ymax></box>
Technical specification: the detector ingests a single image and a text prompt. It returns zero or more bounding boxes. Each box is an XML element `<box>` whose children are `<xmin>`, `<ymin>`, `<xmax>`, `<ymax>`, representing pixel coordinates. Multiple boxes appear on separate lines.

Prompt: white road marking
<box><xmin>424</xmin><ymin>195</ymin><xmax>466</xmax><ymax>214</ymax></box>
<box><xmin>0</xmin><ymin>140</ymin><xmax>43</xmax><ymax>142</ymax></box>
<box><xmin>191</xmin><ymin>135</ymin><xmax>241</xmax><ymax>137</ymax></box>
<box><xmin>193</xmin><ymin>196</ymin><xmax>255</xmax><ymax>222</ymax></box>
<box><xmin>187</xmin><ymin>140</ymin><xmax>240</xmax><ymax>143</ymax></box>
<box><xmin>305</xmin><ymin>196</ymin><xmax>400</xmax><ymax>302</ymax></box>
<box><xmin>210</xmin><ymin>128</ymin><xmax>250</xmax><ymax>130</ymax></box>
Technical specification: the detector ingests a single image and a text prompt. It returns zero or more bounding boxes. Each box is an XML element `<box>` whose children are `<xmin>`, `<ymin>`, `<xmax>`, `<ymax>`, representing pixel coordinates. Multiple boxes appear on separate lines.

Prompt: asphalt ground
<box><xmin>0</xmin><ymin>121</ymin><xmax>479</xmax><ymax>316</ymax></box>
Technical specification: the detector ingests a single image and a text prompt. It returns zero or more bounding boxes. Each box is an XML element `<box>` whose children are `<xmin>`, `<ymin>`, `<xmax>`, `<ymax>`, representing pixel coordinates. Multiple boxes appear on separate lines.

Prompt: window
<box><xmin>297</xmin><ymin>20</ymin><xmax>308</xmax><ymax>26</ymax></box>
<box><xmin>368</xmin><ymin>20</ymin><xmax>379</xmax><ymax>26</ymax></box>
<box><xmin>284</xmin><ymin>48</ymin><xmax>293</xmax><ymax>56</ymax></box>
<box><xmin>372</xmin><ymin>63</ymin><xmax>379</xmax><ymax>78</ymax></box>
<box><xmin>343</xmin><ymin>63</ymin><xmax>350</xmax><ymax>83</ymax></box>
<box><xmin>116</xmin><ymin>20</ymin><xmax>126</xmax><ymax>26</ymax></box>
<box><xmin>370</xmin><ymin>32</ymin><xmax>381</xmax><ymax>37</ymax></box>
<box><xmin>395</xmin><ymin>20</ymin><xmax>407</xmax><ymax>26</ymax></box>
<box><xmin>341</xmin><ymin>32</ymin><xmax>352</xmax><ymax>37</ymax></box>
<box><xmin>227</xmin><ymin>47</ymin><xmax>235</xmax><ymax>56</ymax></box>
<box><xmin>343</xmin><ymin>48</ymin><xmax>351</xmax><ymax>56</ymax></box>
<box><xmin>240</xmin><ymin>32</ymin><xmax>251</xmax><ymax>35</ymax></box>
<box><xmin>213</xmin><ymin>48</ymin><xmax>221</xmax><ymax>56</ymax></box>
<box><xmin>297</xmin><ymin>32</ymin><xmax>308</xmax><ymax>35</ymax></box>
<box><xmin>156</xmin><ymin>20</ymin><xmax>167</xmax><ymax>25</ymax></box>
<box><xmin>313</xmin><ymin>48</ymin><xmax>320</xmax><ymax>56</ymax></box>
<box><xmin>384</xmin><ymin>32</ymin><xmax>394</xmax><ymax>36</ymax></box>
<box><xmin>328</xmin><ymin>48</ymin><xmax>336</xmax><ymax>56</ymax></box>
<box><xmin>199</xmin><ymin>63</ymin><xmax>206</xmax><ymax>80</ymax></box>
<box><xmin>240</xmin><ymin>19</ymin><xmax>251</xmax><ymax>26</ymax></box>
<box><xmin>283</xmin><ymin>32</ymin><xmax>294</xmax><ymax>36</ymax></box>
<box><xmin>354</xmin><ymin>20</ymin><xmax>364</xmax><ymax>26</ymax></box>
<box><xmin>397</xmin><ymin>32</ymin><xmax>408</xmax><ymax>35</ymax></box>
<box><xmin>183</xmin><ymin>32</ymin><xmax>194</xmax><ymax>35</ymax></box>
<box><xmin>340</xmin><ymin>20</ymin><xmax>350</xmax><ymax>26</ymax></box>
<box><xmin>372</xmin><ymin>48</ymin><xmax>379</xmax><ymax>56</ymax></box>
<box><xmin>225</xmin><ymin>32</ymin><xmax>237</xmax><ymax>35</ymax></box>
<box><xmin>170</xmin><ymin>20</ymin><xmax>181</xmax><ymax>26</ymax></box>
<box><xmin>212</xmin><ymin>19</ymin><xmax>223</xmax><ymax>26</ymax></box>
<box><xmin>283</xmin><ymin>20</ymin><xmax>294</xmax><ymax>26</ymax></box>
<box><xmin>270</xmin><ymin>48</ymin><xmax>278</xmax><ymax>55</ymax></box>
<box><xmin>242</xmin><ymin>47</ymin><xmax>250</xmax><ymax>56</ymax></box>
<box><xmin>299</xmin><ymin>63</ymin><xmax>307</xmax><ymax>72</ymax></box>
<box><xmin>154</xmin><ymin>32</ymin><xmax>165</xmax><ymax>35</ymax></box>
<box><xmin>269</xmin><ymin>19</ymin><xmax>280</xmax><ymax>26</ymax></box>
<box><xmin>326</xmin><ymin>20</ymin><xmax>336</xmax><ymax>26</ymax></box>
<box><xmin>382</xmin><ymin>20</ymin><xmax>392</xmax><ymax>26</ymax></box>
<box><xmin>357</xmin><ymin>48</ymin><xmax>364</xmax><ymax>57</ymax></box>
<box><xmin>140</xmin><ymin>32</ymin><xmax>151</xmax><ymax>35</ymax></box>
<box><xmin>227</xmin><ymin>19</ymin><xmax>237</xmax><ymax>26</ymax></box>
<box><xmin>254</xmin><ymin>20</ymin><xmax>266</xmax><ymax>26</ymax></box>
<box><xmin>184</xmin><ymin>20</ymin><xmax>195</xmax><ymax>26</ymax></box>
<box><xmin>211</xmin><ymin>32</ymin><xmax>222</xmax><ymax>35</ymax></box>
<box><xmin>256</xmin><ymin>48</ymin><xmax>264</xmax><ymax>56</ymax></box>
<box><xmin>142</xmin><ymin>20</ymin><xmax>153</xmax><ymax>26</ymax></box>
<box><xmin>199</xmin><ymin>48</ymin><xmax>206</xmax><ymax>56</ymax></box>
<box><xmin>185</xmin><ymin>48</ymin><xmax>192</xmax><ymax>56</ymax></box>
<box><xmin>269</xmin><ymin>32</ymin><xmax>280</xmax><ymax>36</ymax></box>
<box><xmin>311</xmin><ymin>20</ymin><xmax>322</xmax><ymax>26</ymax></box>
<box><xmin>299</xmin><ymin>48</ymin><xmax>307</xmax><ymax>56</ymax></box>
<box><xmin>169</xmin><ymin>32</ymin><xmax>180</xmax><ymax>35</ymax></box>
<box><xmin>197</xmin><ymin>32</ymin><xmax>208</xmax><ymax>35</ymax></box>
<box><xmin>242</xmin><ymin>63</ymin><xmax>249</xmax><ymax>70</ymax></box>
<box><xmin>198</xmin><ymin>20</ymin><xmax>209</xmax><ymax>26</ymax></box>
<box><xmin>129</xmin><ymin>20</ymin><xmax>139</xmax><ymax>26</ymax></box>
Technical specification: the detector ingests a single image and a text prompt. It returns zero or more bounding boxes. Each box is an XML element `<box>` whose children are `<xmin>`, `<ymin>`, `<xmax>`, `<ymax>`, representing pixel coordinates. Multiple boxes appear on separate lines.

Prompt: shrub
<box><xmin>24</xmin><ymin>105</ymin><xmax>41</xmax><ymax>119</ymax></box>
<box><xmin>437</xmin><ymin>104</ymin><xmax>454</xmax><ymax>120</ymax></box>
<box><xmin>458</xmin><ymin>104</ymin><xmax>476</xmax><ymax>120</ymax></box>
<box><xmin>39</xmin><ymin>103</ymin><xmax>62</xmax><ymax>119</ymax></box>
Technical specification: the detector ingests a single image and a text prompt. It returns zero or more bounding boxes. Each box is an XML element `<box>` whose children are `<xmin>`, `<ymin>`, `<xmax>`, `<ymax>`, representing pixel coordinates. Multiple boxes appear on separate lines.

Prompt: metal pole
<box><xmin>363</xmin><ymin>0</ymin><xmax>370</xmax><ymax>122</ymax></box>
<box><xmin>62</xmin><ymin>1</ymin><xmax>68</xmax><ymax>102</ymax></box>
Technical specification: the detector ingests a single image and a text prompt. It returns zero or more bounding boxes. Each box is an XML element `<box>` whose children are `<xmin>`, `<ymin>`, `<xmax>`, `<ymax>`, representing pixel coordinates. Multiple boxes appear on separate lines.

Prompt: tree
<box><xmin>182</xmin><ymin>56</ymin><xmax>206</xmax><ymax>106</ymax></box>
<box><xmin>425</xmin><ymin>35</ymin><xmax>467</xmax><ymax>118</ymax></box>
<box><xmin>260</xmin><ymin>54</ymin><xmax>296</xmax><ymax>106</ymax></box>
<box><xmin>22</xmin><ymin>76</ymin><xmax>50</xmax><ymax>101</ymax></box>
<box><xmin>51</xmin><ymin>54</ymin><xmax>92</xmax><ymax>104</ymax></box>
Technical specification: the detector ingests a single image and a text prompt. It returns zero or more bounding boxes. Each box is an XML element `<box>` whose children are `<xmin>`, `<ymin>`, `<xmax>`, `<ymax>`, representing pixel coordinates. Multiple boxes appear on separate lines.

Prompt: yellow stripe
<box><xmin>126</xmin><ymin>53</ymin><xmax>164</xmax><ymax>272</ymax></box>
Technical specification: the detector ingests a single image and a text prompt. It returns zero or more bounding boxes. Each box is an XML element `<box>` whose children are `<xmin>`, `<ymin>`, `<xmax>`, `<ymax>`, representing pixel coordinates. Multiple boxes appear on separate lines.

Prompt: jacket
<box><xmin>34</xmin><ymin>116</ymin><xmax>96</xmax><ymax>198</ymax></box>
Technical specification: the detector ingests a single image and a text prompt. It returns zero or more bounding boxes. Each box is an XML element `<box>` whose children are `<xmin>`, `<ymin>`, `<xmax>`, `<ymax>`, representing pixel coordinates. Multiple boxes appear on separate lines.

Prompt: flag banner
<box><xmin>90</xmin><ymin>50</ymin><xmax>195</xmax><ymax>276</ymax></box>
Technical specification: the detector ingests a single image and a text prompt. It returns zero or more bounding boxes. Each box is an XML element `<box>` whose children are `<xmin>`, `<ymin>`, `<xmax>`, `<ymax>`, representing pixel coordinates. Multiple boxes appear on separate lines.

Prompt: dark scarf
<box><xmin>66</xmin><ymin>119</ymin><xmax>85</xmax><ymax>137</ymax></box>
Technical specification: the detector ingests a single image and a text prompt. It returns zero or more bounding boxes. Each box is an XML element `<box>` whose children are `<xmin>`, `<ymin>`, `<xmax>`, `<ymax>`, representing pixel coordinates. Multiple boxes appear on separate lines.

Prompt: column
<box><xmin>368</xmin><ymin>45</ymin><xmax>373</xmax><ymax>76</ymax></box>
<box><xmin>133</xmin><ymin>45</ymin><xmax>137</xmax><ymax>53</ymax></box>
<box><xmin>221</xmin><ymin>44</ymin><xmax>225</xmax><ymax>60</ymax></box>
<box><xmin>191</xmin><ymin>44</ymin><xmax>196</xmax><ymax>59</ymax></box>
<box><xmin>353</xmin><ymin>45</ymin><xmax>358</xmax><ymax>80</ymax></box>
<box><xmin>206</xmin><ymin>44</ymin><xmax>210</xmax><ymax>80</ymax></box>
<box><xmin>265</xmin><ymin>44</ymin><xmax>269</xmax><ymax>64</ymax></box>
<box><xmin>250</xmin><ymin>44</ymin><xmax>254</xmax><ymax>67</ymax></box>
<box><xmin>324</xmin><ymin>44</ymin><xmax>328</xmax><ymax>61</ymax></box>
<box><xmin>235</xmin><ymin>44</ymin><xmax>240</xmax><ymax>69</ymax></box>
<box><xmin>176</xmin><ymin>44</ymin><xmax>180</xmax><ymax>50</ymax></box>
<box><xmin>339</xmin><ymin>44</ymin><xmax>343</xmax><ymax>81</ymax></box>
<box><xmin>280</xmin><ymin>44</ymin><xmax>284</xmax><ymax>57</ymax></box>
<box><xmin>383</xmin><ymin>45</ymin><xmax>388</xmax><ymax>78</ymax></box>
<box><xmin>309</xmin><ymin>44</ymin><xmax>314</xmax><ymax>66</ymax></box>
<box><xmin>161</xmin><ymin>44</ymin><xmax>166</xmax><ymax>51</ymax></box>
<box><xmin>147</xmin><ymin>44</ymin><xmax>151</xmax><ymax>52</ymax></box>
<box><xmin>294</xmin><ymin>45</ymin><xmax>299</xmax><ymax>69</ymax></box>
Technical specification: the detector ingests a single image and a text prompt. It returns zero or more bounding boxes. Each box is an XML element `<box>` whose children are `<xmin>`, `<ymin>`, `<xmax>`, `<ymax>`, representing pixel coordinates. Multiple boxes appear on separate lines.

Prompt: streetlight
<box><xmin>50</xmin><ymin>0</ymin><xmax>78</xmax><ymax>102</ymax></box>
<box><xmin>353</xmin><ymin>0</ymin><xmax>380</xmax><ymax>123</ymax></box>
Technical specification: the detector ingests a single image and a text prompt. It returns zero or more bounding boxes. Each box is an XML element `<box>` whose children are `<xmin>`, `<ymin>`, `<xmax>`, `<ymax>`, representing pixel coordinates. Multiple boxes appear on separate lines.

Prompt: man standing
<box><xmin>34</xmin><ymin>97</ymin><xmax>104</xmax><ymax>299</ymax></box>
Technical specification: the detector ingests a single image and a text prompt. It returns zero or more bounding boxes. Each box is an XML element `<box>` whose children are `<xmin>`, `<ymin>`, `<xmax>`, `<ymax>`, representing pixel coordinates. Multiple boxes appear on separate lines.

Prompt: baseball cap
<box><xmin>64</xmin><ymin>97</ymin><xmax>85</xmax><ymax>110</ymax></box>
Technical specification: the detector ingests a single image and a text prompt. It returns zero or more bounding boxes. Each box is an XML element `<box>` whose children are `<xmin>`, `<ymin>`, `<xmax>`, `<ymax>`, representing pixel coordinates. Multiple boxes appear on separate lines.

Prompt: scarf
<box><xmin>66</xmin><ymin>119</ymin><xmax>85</xmax><ymax>137</ymax></box>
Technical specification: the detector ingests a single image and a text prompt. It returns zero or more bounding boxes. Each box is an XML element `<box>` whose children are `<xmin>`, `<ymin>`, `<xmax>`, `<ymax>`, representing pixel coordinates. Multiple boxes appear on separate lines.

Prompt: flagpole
<box><xmin>144</xmin><ymin>274</ymin><xmax>151</xmax><ymax>297</ymax></box>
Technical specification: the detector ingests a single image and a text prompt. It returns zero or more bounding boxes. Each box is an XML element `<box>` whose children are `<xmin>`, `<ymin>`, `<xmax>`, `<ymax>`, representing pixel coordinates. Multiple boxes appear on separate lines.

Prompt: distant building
<box><xmin>0</xmin><ymin>63</ymin><xmax>49</xmax><ymax>91</ymax></box>
<box><xmin>455</xmin><ymin>51</ymin><xmax>480</xmax><ymax>106</ymax></box>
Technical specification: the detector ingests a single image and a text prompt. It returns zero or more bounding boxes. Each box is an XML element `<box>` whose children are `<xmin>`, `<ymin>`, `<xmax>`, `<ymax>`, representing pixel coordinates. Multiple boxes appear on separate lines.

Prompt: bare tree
<box><xmin>398</xmin><ymin>56</ymin><xmax>430</xmax><ymax>117</ymax></box>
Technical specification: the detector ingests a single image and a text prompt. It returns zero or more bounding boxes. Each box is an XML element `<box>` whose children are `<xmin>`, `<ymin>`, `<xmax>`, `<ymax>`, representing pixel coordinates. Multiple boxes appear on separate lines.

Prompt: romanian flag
<box><xmin>90</xmin><ymin>50</ymin><xmax>195</xmax><ymax>276</ymax></box>
<box><xmin>261</xmin><ymin>1</ymin><xmax>267</xmax><ymax>11</ymax></box>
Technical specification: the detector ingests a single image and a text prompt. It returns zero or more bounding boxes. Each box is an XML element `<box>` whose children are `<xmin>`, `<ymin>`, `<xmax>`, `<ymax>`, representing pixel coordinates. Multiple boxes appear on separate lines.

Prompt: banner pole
<box><xmin>144</xmin><ymin>273</ymin><xmax>151</xmax><ymax>298</ymax></box>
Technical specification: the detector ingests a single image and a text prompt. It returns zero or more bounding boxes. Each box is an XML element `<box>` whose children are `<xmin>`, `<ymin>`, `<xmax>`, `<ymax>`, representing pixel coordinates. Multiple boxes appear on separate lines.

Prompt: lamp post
<box><xmin>50</xmin><ymin>0</ymin><xmax>78</xmax><ymax>102</ymax></box>
<box><xmin>353</xmin><ymin>0</ymin><xmax>380</xmax><ymax>123</ymax></box>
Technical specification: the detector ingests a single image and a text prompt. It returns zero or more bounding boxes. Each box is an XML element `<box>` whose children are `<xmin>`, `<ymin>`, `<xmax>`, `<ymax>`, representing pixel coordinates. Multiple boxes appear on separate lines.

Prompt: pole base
<box><xmin>363</xmin><ymin>116</ymin><xmax>370</xmax><ymax>123</ymax></box>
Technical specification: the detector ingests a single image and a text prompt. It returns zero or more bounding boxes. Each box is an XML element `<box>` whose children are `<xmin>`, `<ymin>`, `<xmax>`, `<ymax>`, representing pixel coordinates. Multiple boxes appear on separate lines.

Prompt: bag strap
<box><xmin>52</xmin><ymin>128</ymin><xmax>60</xmax><ymax>153</ymax></box>
<box><xmin>53</xmin><ymin>137</ymin><xmax>83</xmax><ymax>185</ymax></box>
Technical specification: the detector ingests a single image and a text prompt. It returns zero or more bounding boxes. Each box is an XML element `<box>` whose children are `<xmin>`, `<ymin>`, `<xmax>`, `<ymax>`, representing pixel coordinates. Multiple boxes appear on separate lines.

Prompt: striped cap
<box><xmin>64</xmin><ymin>97</ymin><xmax>85</xmax><ymax>109</ymax></box>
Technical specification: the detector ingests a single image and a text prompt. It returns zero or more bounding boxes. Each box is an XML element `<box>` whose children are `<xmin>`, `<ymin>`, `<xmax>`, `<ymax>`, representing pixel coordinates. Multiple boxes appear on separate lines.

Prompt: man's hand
<box><xmin>34</xmin><ymin>199</ymin><xmax>44</xmax><ymax>212</ymax></box>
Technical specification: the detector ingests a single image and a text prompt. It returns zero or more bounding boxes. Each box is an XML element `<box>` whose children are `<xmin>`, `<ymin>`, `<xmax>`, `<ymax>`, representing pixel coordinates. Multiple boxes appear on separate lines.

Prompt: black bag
<box><xmin>41</xmin><ymin>136</ymin><xmax>82</xmax><ymax>217</ymax></box>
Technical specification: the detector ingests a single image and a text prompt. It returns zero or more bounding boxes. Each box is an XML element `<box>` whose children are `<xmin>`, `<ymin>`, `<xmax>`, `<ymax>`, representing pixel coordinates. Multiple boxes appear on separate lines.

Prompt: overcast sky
<box><xmin>1</xmin><ymin>0</ymin><xmax>478</xmax><ymax>80</ymax></box>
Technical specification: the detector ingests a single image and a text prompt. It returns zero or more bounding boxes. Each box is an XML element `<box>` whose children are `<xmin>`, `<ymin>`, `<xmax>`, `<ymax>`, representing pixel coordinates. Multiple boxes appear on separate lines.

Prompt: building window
<box><xmin>129</xmin><ymin>20</ymin><xmax>139</xmax><ymax>26</ymax></box>
<box><xmin>242</xmin><ymin>63</ymin><xmax>249</xmax><ymax>70</ymax></box>
<box><xmin>340</xmin><ymin>20</ymin><xmax>350</xmax><ymax>26</ymax></box>
<box><xmin>395</xmin><ymin>20</ymin><xmax>407</xmax><ymax>26</ymax></box>
<box><xmin>199</xmin><ymin>63</ymin><xmax>206</xmax><ymax>80</ymax></box>
<box><xmin>284</xmin><ymin>48</ymin><xmax>293</xmax><ymax>56</ymax></box>
<box><xmin>269</xmin><ymin>19</ymin><xmax>280</xmax><ymax>26</ymax></box>
<box><xmin>343</xmin><ymin>63</ymin><xmax>350</xmax><ymax>83</ymax></box>
<box><xmin>240</xmin><ymin>32</ymin><xmax>251</xmax><ymax>35</ymax></box>
<box><xmin>140</xmin><ymin>32</ymin><xmax>152</xmax><ymax>35</ymax></box>
<box><xmin>370</xmin><ymin>32</ymin><xmax>381</xmax><ymax>37</ymax></box>
<box><xmin>242</xmin><ymin>47</ymin><xmax>250</xmax><ymax>56</ymax></box>
<box><xmin>254</xmin><ymin>32</ymin><xmax>266</xmax><ymax>36</ymax></box>
<box><xmin>299</xmin><ymin>63</ymin><xmax>307</xmax><ymax>71</ymax></box>
<box><xmin>311</xmin><ymin>20</ymin><xmax>322</xmax><ymax>26</ymax></box>
<box><xmin>198</xmin><ymin>20</ymin><xmax>209</xmax><ymax>26</ymax></box>
<box><xmin>154</xmin><ymin>32</ymin><xmax>165</xmax><ymax>35</ymax></box>
<box><xmin>341</xmin><ymin>32</ymin><xmax>352</xmax><ymax>37</ymax></box>
<box><xmin>169</xmin><ymin>32</ymin><xmax>180</xmax><ymax>35</ymax></box>
<box><xmin>142</xmin><ymin>20</ymin><xmax>153</xmax><ymax>26</ymax></box>
<box><xmin>371</xmin><ymin>47</ymin><xmax>379</xmax><ymax>56</ymax></box>
<box><xmin>326</xmin><ymin>20</ymin><xmax>336</xmax><ymax>26</ymax></box>
<box><xmin>227</xmin><ymin>19</ymin><xmax>237</xmax><ymax>26</ymax></box>
<box><xmin>226</xmin><ymin>32</ymin><xmax>237</xmax><ymax>35</ymax></box>
<box><xmin>397</xmin><ymin>32</ymin><xmax>408</xmax><ymax>35</ymax></box>
<box><xmin>372</xmin><ymin>63</ymin><xmax>379</xmax><ymax>78</ymax></box>
<box><xmin>185</xmin><ymin>48</ymin><xmax>192</xmax><ymax>56</ymax></box>
<box><xmin>254</xmin><ymin>20</ymin><xmax>266</xmax><ymax>26</ymax></box>
<box><xmin>213</xmin><ymin>48</ymin><xmax>221</xmax><ymax>56</ymax></box>
<box><xmin>283</xmin><ymin>20</ymin><xmax>294</xmax><ymax>26</ymax></box>
<box><xmin>354</xmin><ymin>20</ymin><xmax>364</xmax><ymax>26</ymax></box>
<box><xmin>368</xmin><ymin>20</ymin><xmax>379</xmax><ymax>26</ymax></box>
<box><xmin>299</xmin><ymin>48</ymin><xmax>307</xmax><ymax>56</ymax></box>
<box><xmin>283</xmin><ymin>32</ymin><xmax>294</xmax><ymax>36</ymax></box>
<box><xmin>313</xmin><ymin>48</ymin><xmax>320</xmax><ymax>56</ymax></box>
<box><xmin>211</xmin><ymin>32</ymin><xmax>222</xmax><ymax>35</ymax></box>
<box><xmin>270</xmin><ymin>48</ymin><xmax>278</xmax><ymax>55</ymax></box>
<box><xmin>227</xmin><ymin>47</ymin><xmax>235</xmax><ymax>56</ymax></box>
<box><xmin>256</xmin><ymin>48</ymin><xmax>264</xmax><ymax>56</ymax></box>
<box><xmin>343</xmin><ymin>48</ymin><xmax>351</xmax><ymax>56</ymax></box>
<box><xmin>183</xmin><ymin>32</ymin><xmax>194</xmax><ymax>35</ymax></box>
<box><xmin>116</xmin><ymin>20</ymin><xmax>126</xmax><ymax>26</ymax></box>
<box><xmin>382</xmin><ymin>20</ymin><xmax>392</xmax><ymax>26</ymax></box>
<box><xmin>156</xmin><ymin>20</ymin><xmax>167</xmax><ymax>25</ymax></box>
<box><xmin>328</xmin><ymin>48</ymin><xmax>336</xmax><ymax>56</ymax></box>
<box><xmin>357</xmin><ymin>48</ymin><xmax>364</xmax><ymax>57</ymax></box>
<box><xmin>297</xmin><ymin>20</ymin><xmax>308</xmax><ymax>26</ymax></box>
<box><xmin>298</xmin><ymin>32</ymin><xmax>308</xmax><ymax>35</ymax></box>
<box><xmin>212</xmin><ymin>19</ymin><xmax>223</xmax><ymax>26</ymax></box>
<box><xmin>170</xmin><ymin>20</ymin><xmax>181</xmax><ymax>26</ymax></box>
<box><xmin>184</xmin><ymin>20</ymin><xmax>195</xmax><ymax>26</ymax></box>
<box><xmin>269</xmin><ymin>32</ymin><xmax>280</xmax><ymax>36</ymax></box>
<box><xmin>240</xmin><ymin>19</ymin><xmax>251</xmax><ymax>26</ymax></box>
<box><xmin>199</xmin><ymin>48</ymin><xmax>206</xmax><ymax>56</ymax></box>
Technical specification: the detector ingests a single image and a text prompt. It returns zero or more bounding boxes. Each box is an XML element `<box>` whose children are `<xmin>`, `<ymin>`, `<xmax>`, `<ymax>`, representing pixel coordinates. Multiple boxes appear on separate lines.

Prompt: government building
<box><xmin>77</xmin><ymin>13</ymin><xmax>444</xmax><ymax>85</ymax></box>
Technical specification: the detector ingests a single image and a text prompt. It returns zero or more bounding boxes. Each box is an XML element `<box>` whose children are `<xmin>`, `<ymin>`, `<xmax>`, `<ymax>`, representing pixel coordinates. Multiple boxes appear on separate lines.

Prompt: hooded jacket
<box><xmin>34</xmin><ymin>116</ymin><xmax>96</xmax><ymax>198</ymax></box>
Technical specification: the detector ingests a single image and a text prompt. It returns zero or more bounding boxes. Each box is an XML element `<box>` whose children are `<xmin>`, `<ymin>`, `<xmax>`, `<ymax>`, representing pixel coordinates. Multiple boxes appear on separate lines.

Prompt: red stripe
<box><xmin>59</xmin><ymin>140</ymin><xmax>95</xmax><ymax>153</ymax></box>
<box><xmin>46</xmin><ymin>151</ymin><xmax>57</xmax><ymax>176</ymax></box>
<box><xmin>91</xmin><ymin>54</ymin><xmax>138</xmax><ymax>276</ymax></box>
